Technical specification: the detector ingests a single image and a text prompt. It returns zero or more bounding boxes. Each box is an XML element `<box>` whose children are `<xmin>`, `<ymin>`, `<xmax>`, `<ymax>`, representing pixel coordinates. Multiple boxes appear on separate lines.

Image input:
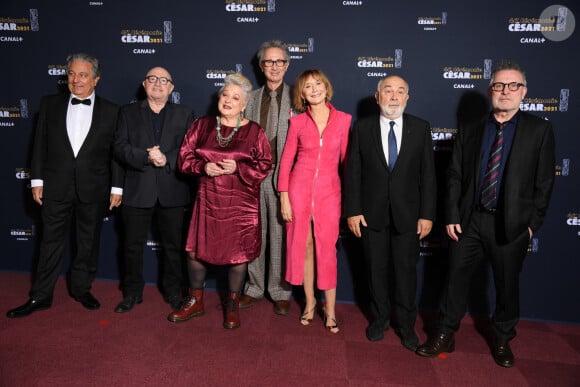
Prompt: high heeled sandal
<box><xmin>300</xmin><ymin>305</ymin><xmax>316</xmax><ymax>326</ymax></box>
<box><xmin>324</xmin><ymin>315</ymin><xmax>340</xmax><ymax>334</ymax></box>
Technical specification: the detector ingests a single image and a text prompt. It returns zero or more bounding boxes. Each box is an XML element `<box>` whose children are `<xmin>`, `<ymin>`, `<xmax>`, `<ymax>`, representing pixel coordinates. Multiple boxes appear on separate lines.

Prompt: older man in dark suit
<box><xmin>345</xmin><ymin>75</ymin><xmax>437</xmax><ymax>351</ymax></box>
<box><xmin>416</xmin><ymin>61</ymin><xmax>555</xmax><ymax>368</ymax></box>
<box><xmin>113</xmin><ymin>67</ymin><xmax>194</xmax><ymax>313</ymax></box>
<box><xmin>7</xmin><ymin>53</ymin><xmax>122</xmax><ymax>318</ymax></box>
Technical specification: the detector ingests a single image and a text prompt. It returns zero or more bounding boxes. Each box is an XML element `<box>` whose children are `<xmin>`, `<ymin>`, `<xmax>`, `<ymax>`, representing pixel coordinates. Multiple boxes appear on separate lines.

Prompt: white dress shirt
<box><xmin>31</xmin><ymin>93</ymin><xmax>122</xmax><ymax>195</ymax></box>
<box><xmin>67</xmin><ymin>93</ymin><xmax>95</xmax><ymax>157</ymax></box>
<box><xmin>379</xmin><ymin>115</ymin><xmax>403</xmax><ymax>165</ymax></box>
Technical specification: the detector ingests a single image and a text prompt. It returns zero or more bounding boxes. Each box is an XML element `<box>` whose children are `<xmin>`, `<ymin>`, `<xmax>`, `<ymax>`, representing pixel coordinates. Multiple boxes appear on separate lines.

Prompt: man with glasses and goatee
<box><xmin>112</xmin><ymin>67</ymin><xmax>194</xmax><ymax>314</ymax></box>
<box><xmin>416</xmin><ymin>61</ymin><xmax>555</xmax><ymax>368</ymax></box>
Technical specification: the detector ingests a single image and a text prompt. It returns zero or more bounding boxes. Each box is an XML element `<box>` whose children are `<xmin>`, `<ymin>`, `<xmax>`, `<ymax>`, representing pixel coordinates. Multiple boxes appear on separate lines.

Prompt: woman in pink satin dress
<box><xmin>278</xmin><ymin>69</ymin><xmax>351</xmax><ymax>333</ymax></box>
<box><xmin>168</xmin><ymin>73</ymin><xmax>272</xmax><ymax>329</ymax></box>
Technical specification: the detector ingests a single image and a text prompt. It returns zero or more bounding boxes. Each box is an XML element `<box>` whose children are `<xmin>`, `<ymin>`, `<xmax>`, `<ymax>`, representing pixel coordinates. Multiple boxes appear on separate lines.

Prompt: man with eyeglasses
<box><xmin>112</xmin><ymin>67</ymin><xmax>194</xmax><ymax>313</ymax></box>
<box><xmin>416</xmin><ymin>61</ymin><xmax>555</xmax><ymax>368</ymax></box>
<box><xmin>7</xmin><ymin>53</ymin><xmax>123</xmax><ymax>318</ymax></box>
<box><xmin>239</xmin><ymin>40</ymin><xmax>294</xmax><ymax>315</ymax></box>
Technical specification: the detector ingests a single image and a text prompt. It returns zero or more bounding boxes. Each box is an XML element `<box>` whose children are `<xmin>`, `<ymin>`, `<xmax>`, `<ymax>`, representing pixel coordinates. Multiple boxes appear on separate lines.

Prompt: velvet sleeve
<box><xmin>237</xmin><ymin>123</ymin><xmax>272</xmax><ymax>187</ymax></box>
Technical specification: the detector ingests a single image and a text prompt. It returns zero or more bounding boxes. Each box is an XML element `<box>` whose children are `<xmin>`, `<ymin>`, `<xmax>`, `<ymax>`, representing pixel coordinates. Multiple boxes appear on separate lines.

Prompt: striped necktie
<box><xmin>480</xmin><ymin>123</ymin><xmax>505</xmax><ymax>210</ymax></box>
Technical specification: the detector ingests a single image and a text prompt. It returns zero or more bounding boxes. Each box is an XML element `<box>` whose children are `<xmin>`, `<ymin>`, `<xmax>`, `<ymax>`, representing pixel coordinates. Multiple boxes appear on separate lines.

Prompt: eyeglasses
<box><xmin>261</xmin><ymin>59</ymin><xmax>288</xmax><ymax>67</ymax></box>
<box><xmin>145</xmin><ymin>75</ymin><xmax>173</xmax><ymax>85</ymax></box>
<box><xmin>490</xmin><ymin>82</ymin><xmax>526</xmax><ymax>92</ymax></box>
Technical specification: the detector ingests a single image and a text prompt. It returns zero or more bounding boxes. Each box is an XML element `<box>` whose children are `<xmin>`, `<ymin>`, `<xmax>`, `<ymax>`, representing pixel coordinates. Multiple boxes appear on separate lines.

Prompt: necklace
<box><xmin>216</xmin><ymin>115</ymin><xmax>241</xmax><ymax>147</ymax></box>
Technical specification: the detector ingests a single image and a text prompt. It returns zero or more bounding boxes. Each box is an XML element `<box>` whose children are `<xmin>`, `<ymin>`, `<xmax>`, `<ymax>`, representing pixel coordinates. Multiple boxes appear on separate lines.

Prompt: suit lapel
<box><xmin>371</xmin><ymin>118</ymin><xmax>389</xmax><ymax>170</ymax></box>
<box><xmin>76</xmin><ymin>96</ymin><xmax>100</xmax><ymax>156</ymax></box>
<box><xmin>60</xmin><ymin>95</ymin><xmax>77</xmax><ymax>156</ymax></box>
<box><xmin>471</xmin><ymin>118</ymin><xmax>487</xmax><ymax>188</ymax></box>
<box><xmin>279</xmin><ymin>83</ymin><xmax>291</xmax><ymax>122</ymax></box>
<box><xmin>253</xmin><ymin>88</ymin><xmax>264</xmax><ymax>122</ymax></box>
<box><xmin>139</xmin><ymin>100</ymin><xmax>156</xmax><ymax>145</ymax></box>
<box><xmin>276</xmin><ymin>83</ymin><xmax>291</xmax><ymax>165</ymax></box>
<box><xmin>509</xmin><ymin>112</ymin><xmax>527</xmax><ymax>152</ymax></box>
<box><xmin>502</xmin><ymin>112</ymin><xmax>527</xmax><ymax>183</ymax></box>
<box><xmin>157</xmin><ymin>101</ymin><xmax>171</xmax><ymax>148</ymax></box>
<box><xmin>398</xmin><ymin>114</ymin><xmax>412</xmax><ymax>165</ymax></box>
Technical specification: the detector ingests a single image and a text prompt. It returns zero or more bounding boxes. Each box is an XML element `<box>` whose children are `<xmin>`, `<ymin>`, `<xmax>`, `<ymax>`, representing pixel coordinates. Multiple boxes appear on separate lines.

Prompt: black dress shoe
<box><xmin>114</xmin><ymin>295</ymin><xmax>143</xmax><ymax>313</ymax></box>
<box><xmin>492</xmin><ymin>338</ymin><xmax>515</xmax><ymax>368</ymax></box>
<box><xmin>366</xmin><ymin>319</ymin><xmax>390</xmax><ymax>342</ymax></box>
<box><xmin>75</xmin><ymin>293</ymin><xmax>100</xmax><ymax>310</ymax></box>
<box><xmin>395</xmin><ymin>328</ymin><xmax>420</xmax><ymax>351</ymax></box>
<box><xmin>416</xmin><ymin>331</ymin><xmax>455</xmax><ymax>357</ymax></box>
<box><xmin>6</xmin><ymin>299</ymin><xmax>52</xmax><ymax>318</ymax></box>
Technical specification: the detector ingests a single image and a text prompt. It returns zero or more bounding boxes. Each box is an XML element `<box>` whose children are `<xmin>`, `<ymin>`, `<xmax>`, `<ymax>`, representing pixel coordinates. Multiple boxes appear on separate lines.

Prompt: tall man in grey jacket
<box><xmin>239</xmin><ymin>40</ymin><xmax>293</xmax><ymax>315</ymax></box>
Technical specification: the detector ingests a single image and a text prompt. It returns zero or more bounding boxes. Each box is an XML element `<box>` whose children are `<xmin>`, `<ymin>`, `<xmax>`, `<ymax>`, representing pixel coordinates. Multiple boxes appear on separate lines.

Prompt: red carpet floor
<box><xmin>1</xmin><ymin>272</ymin><xmax>579</xmax><ymax>386</ymax></box>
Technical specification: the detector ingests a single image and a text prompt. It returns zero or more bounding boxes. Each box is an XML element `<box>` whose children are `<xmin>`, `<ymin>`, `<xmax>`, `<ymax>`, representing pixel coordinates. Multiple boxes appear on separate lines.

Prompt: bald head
<box><xmin>142</xmin><ymin>66</ymin><xmax>174</xmax><ymax>106</ymax></box>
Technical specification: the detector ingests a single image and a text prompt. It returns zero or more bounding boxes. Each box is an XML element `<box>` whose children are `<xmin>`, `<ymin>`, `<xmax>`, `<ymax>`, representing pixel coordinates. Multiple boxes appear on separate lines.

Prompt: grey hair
<box><xmin>219</xmin><ymin>73</ymin><xmax>253</xmax><ymax>102</ymax></box>
<box><xmin>376</xmin><ymin>76</ymin><xmax>410</xmax><ymax>93</ymax></box>
<box><xmin>66</xmin><ymin>53</ymin><xmax>100</xmax><ymax>78</ymax></box>
<box><xmin>490</xmin><ymin>60</ymin><xmax>527</xmax><ymax>86</ymax></box>
<box><xmin>256</xmin><ymin>40</ymin><xmax>290</xmax><ymax>63</ymax></box>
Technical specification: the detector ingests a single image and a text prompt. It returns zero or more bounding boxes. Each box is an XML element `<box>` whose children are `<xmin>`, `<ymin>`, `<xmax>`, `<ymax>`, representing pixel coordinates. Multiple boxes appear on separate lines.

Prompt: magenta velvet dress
<box><xmin>277</xmin><ymin>103</ymin><xmax>351</xmax><ymax>289</ymax></box>
<box><xmin>178</xmin><ymin>116</ymin><xmax>272</xmax><ymax>265</ymax></box>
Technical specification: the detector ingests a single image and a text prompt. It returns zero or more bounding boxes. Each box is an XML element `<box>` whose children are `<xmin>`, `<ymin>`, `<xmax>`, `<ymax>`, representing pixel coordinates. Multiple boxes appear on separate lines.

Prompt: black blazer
<box><xmin>30</xmin><ymin>93</ymin><xmax>122</xmax><ymax>203</ymax></box>
<box><xmin>445</xmin><ymin>111</ymin><xmax>555</xmax><ymax>241</ymax></box>
<box><xmin>114</xmin><ymin>100</ymin><xmax>194</xmax><ymax>208</ymax></box>
<box><xmin>345</xmin><ymin>113</ymin><xmax>437</xmax><ymax>232</ymax></box>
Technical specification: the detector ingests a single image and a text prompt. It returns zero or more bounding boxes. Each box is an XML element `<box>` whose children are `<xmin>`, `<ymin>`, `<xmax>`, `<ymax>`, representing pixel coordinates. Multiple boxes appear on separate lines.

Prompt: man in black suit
<box><xmin>113</xmin><ymin>67</ymin><xmax>194</xmax><ymax>313</ymax></box>
<box><xmin>345</xmin><ymin>75</ymin><xmax>436</xmax><ymax>351</ymax></box>
<box><xmin>416</xmin><ymin>61</ymin><xmax>555</xmax><ymax>368</ymax></box>
<box><xmin>7</xmin><ymin>53</ymin><xmax>122</xmax><ymax>318</ymax></box>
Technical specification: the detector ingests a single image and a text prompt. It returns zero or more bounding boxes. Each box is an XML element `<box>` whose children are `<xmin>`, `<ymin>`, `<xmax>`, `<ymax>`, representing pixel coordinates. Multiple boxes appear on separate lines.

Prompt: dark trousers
<box><xmin>361</xmin><ymin>226</ymin><xmax>420</xmax><ymax>332</ymax></box>
<box><xmin>31</xmin><ymin>188</ymin><xmax>107</xmax><ymax>300</ymax></box>
<box><xmin>438</xmin><ymin>210</ymin><xmax>530</xmax><ymax>340</ymax></box>
<box><xmin>121</xmin><ymin>205</ymin><xmax>186</xmax><ymax>298</ymax></box>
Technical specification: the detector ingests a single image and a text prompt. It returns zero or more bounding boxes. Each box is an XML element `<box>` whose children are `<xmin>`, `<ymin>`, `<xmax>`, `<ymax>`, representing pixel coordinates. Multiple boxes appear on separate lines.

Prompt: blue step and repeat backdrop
<box><xmin>1</xmin><ymin>1</ymin><xmax>579</xmax><ymax>323</ymax></box>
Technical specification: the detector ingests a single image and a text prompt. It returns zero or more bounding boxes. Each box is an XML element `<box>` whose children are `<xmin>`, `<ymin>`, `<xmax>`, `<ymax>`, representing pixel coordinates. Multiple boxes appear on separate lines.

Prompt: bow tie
<box><xmin>71</xmin><ymin>97</ymin><xmax>91</xmax><ymax>106</ymax></box>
